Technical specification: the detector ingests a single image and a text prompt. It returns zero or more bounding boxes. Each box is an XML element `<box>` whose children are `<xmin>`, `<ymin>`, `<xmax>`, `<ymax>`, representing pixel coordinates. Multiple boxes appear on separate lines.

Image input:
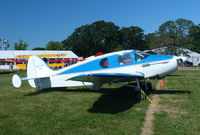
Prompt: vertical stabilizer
<box><xmin>27</xmin><ymin>56</ymin><xmax>54</xmax><ymax>88</ymax></box>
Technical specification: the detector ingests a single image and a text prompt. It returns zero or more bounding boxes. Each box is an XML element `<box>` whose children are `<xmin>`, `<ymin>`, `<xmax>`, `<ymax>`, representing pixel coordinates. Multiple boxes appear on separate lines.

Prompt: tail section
<box><xmin>27</xmin><ymin>56</ymin><xmax>53</xmax><ymax>78</ymax></box>
<box><xmin>12</xmin><ymin>56</ymin><xmax>54</xmax><ymax>89</ymax></box>
<box><xmin>27</xmin><ymin>56</ymin><xmax>54</xmax><ymax>88</ymax></box>
<box><xmin>12</xmin><ymin>55</ymin><xmax>92</xmax><ymax>89</ymax></box>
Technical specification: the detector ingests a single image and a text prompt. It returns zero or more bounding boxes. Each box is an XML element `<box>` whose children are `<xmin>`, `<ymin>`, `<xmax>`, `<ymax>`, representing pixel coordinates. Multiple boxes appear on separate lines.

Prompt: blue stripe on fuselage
<box><xmin>136</xmin><ymin>54</ymin><xmax>173</xmax><ymax>64</ymax></box>
<box><xmin>55</xmin><ymin>51</ymin><xmax>173</xmax><ymax>76</ymax></box>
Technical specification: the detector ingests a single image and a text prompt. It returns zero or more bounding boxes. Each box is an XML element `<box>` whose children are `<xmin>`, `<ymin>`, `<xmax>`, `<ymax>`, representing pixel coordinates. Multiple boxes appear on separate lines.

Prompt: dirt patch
<box><xmin>140</xmin><ymin>80</ymin><xmax>162</xmax><ymax>135</ymax></box>
<box><xmin>135</xmin><ymin>107</ymin><xmax>142</xmax><ymax>111</ymax></box>
<box><xmin>159</xmin><ymin>104</ymin><xmax>187</xmax><ymax>118</ymax></box>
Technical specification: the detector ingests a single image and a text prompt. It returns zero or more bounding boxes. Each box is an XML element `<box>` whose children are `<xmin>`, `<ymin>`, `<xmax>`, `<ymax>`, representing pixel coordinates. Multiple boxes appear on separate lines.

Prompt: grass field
<box><xmin>0</xmin><ymin>70</ymin><xmax>149</xmax><ymax>135</ymax></box>
<box><xmin>153</xmin><ymin>70</ymin><xmax>200</xmax><ymax>135</ymax></box>
<box><xmin>0</xmin><ymin>70</ymin><xmax>200</xmax><ymax>135</ymax></box>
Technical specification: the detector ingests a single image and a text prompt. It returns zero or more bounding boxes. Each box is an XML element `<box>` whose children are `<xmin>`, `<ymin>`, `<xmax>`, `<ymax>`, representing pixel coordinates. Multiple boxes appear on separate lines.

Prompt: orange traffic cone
<box><xmin>161</xmin><ymin>80</ymin><xmax>165</xmax><ymax>87</ymax></box>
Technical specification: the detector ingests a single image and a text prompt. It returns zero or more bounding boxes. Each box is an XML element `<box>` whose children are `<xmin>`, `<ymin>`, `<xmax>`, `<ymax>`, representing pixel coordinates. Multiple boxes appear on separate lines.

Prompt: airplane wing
<box><xmin>68</xmin><ymin>72</ymin><xmax>144</xmax><ymax>83</ymax></box>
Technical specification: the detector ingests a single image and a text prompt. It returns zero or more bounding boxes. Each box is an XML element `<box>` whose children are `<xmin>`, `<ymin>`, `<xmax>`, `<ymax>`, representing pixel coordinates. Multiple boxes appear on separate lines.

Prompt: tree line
<box><xmin>14</xmin><ymin>18</ymin><xmax>200</xmax><ymax>57</ymax></box>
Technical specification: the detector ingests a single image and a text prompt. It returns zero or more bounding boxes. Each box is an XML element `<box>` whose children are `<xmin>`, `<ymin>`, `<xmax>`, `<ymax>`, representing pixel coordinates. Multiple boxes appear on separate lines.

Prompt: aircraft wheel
<box><xmin>135</xmin><ymin>91</ymin><xmax>145</xmax><ymax>101</ymax></box>
<box><xmin>147</xmin><ymin>82</ymin><xmax>153</xmax><ymax>93</ymax></box>
<box><xmin>141</xmin><ymin>83</ymin><xmax>150</xmax><ymax>95</ymax></box>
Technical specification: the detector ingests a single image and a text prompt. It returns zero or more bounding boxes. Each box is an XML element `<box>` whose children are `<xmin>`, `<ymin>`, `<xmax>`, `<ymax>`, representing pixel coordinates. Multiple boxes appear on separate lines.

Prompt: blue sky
<box><xmin>0</xmin><ymin>0</ymin><xmax>200</xmax><ymax>50</ymax></box>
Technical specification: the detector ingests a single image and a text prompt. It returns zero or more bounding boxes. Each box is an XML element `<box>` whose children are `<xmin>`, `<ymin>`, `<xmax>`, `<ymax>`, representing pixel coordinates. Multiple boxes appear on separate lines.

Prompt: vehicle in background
<box><xmin>184</xmin><ymin>61</ymin><xmax>193</xmax><ymax>67</ymax></box>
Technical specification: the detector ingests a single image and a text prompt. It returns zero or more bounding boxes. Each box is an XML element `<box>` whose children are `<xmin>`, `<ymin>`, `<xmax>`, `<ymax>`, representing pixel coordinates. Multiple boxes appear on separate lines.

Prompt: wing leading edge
<box><xmin>68</xmin><ymin>72</ymin><xmax>144</xmax><ymax>83</ymax></box>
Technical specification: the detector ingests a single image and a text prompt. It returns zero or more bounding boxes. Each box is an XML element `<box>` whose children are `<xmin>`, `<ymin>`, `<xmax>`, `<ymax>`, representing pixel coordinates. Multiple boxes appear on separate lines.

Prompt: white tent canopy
<box><xmin>0</xmin><ymin>50</ymin><xmax>78</xmax><ymax>59</ymax></box>
<box><xmin>150</xmin><ymin>47</ymin><xmax>200</xmax><ymax>66</ymax></box>
<box><xmin>0</xmin><ymin>50</ymin><xmax>78</xmax><ymax>70</ymax></box>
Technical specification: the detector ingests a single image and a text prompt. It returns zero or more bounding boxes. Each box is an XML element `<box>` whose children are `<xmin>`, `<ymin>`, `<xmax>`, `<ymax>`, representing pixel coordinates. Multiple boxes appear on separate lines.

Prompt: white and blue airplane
<box><xmin>12</xmin><ymin>50</ymin><xmax>185</xmax><ymax>99</ymax></box>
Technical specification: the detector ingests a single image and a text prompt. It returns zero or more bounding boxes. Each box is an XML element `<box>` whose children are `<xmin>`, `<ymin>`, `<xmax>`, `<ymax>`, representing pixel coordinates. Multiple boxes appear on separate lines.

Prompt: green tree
<box><xmin>145</xmin><ymin>33</ymin><xmax>157</xmax><ymax>49</ymax></box>
<box><xmin>14</xmin><ymin>39</ymin><xmax>29</xmax><ymax>50</ymax></box>
<box><xmin>62</xmin><ymin>20</ymin><xmax>121</xmax><ymax>57</ymax></box>
<box><xmin>146</xmin><ymin>18</ymin><xmax>194</xmax><ymax>55</ymax></box>
<box><xmin>62</xmin><ymin>20</ymin><xmax>146</xmax><ymax>57</ymax></box>
<box><xmin>46</xmin><ymin>41</ymin><xmax>63</xmax><ymax>50</ymax></box>
<box><xmin>189</xmin><ymin>24</ymin><xmax>200</xmax><ymax>53</ymax></box>
<box><xmin>120</xmin><ymin>26</ymin><xmax>146</xmax><ymax>50</ymax></box>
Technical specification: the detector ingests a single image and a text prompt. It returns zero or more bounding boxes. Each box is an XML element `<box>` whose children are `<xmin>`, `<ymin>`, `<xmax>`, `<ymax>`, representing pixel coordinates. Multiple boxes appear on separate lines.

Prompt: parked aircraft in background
<box><xmin>12</xmin><ymin>50</ymin><xmax>186</xmax><ymax>99</ymax></box>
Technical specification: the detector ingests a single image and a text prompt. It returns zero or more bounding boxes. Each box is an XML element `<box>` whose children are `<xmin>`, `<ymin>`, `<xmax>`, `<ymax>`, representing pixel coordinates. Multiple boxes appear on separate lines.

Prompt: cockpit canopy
<box><xmin>134</xmin><ymin>51</ymin><xmax>150</xmax><ymax>62</ymax></box>
<box><xmin>117</xmin><ymin>50</ymin><xmax>150</xmax><ymax>65</ymax></box>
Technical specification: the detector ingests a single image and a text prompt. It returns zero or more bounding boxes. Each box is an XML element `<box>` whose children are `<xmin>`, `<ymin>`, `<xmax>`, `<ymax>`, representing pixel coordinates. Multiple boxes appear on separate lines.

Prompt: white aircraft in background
<box><xmin>12</xmin><ymin>50</ymin><xmax>186</xmax><ymax>100</ymax></box>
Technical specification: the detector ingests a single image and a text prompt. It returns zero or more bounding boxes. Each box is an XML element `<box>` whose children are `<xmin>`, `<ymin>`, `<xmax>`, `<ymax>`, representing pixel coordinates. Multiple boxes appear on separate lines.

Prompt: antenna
<box><xmin>1</xmin><ymin>38</ymin><xmax>9</xmax><ymax>50</ymax></box>
<box><xmin>0</xmin><ymin>38</ymin><xmax>1</xmax><ymax>50</ymax></box>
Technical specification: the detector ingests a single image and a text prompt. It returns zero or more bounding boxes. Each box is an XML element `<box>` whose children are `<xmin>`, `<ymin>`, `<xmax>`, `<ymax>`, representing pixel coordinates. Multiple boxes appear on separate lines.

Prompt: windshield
<box><xmin>135</xmin><ymin>51</ymin><xmax>149</xmax><ymax>62</ymax></box>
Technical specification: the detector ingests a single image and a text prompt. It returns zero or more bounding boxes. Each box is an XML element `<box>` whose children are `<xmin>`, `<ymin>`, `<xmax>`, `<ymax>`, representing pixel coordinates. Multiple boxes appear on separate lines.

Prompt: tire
<box><xmin>147</xmin><ymin>82</ymin><xmax>153</xmax><ymax>93</ymax></box>
<box><xmin>135</xmin><ymin>91</ymin><xmax>145</xmax><ymax>101</ymax></box>
<box><xmin>141</xmin><ymin>83</ymin><xmax>151</xmax><ymax>95</ymax></box>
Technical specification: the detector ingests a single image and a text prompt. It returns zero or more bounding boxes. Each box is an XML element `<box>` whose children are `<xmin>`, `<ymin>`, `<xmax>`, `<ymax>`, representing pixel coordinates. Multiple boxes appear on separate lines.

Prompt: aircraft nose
<box><xmin>168</xmin><ymin>56</ymin><xmax>179</xmax><ymax>72</ymax></box>
<box><xmin>173</xmin><ymin>56</ymin><xmax>179</xmax><ymax>69</ymax></box>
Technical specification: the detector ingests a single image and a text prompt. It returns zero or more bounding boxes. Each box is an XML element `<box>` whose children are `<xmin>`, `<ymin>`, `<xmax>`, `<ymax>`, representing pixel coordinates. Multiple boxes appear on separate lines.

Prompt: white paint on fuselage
<box><xmin>48</xmin><ymin>56</ymin><xmax>178</xmax><ymax>88</ymax></box>
<box><xmin>24</xmin><ymin>50</ymin><xmax>178</xmax><ymax>89</ymax></box>
<box><xmin>140</xmin><ymin>56</ymin><xmax>178</xmax><ymax>78</ymax></box>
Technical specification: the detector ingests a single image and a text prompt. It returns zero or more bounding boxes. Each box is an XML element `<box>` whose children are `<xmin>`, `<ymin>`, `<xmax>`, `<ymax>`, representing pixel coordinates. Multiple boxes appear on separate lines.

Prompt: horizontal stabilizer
<box><xmin>12</xmin><ymin>74</ymin><xmax>22</xmax><ymax>88</ymax></box>
<box><xmin>12</xmin><ymin>56</ymin><xmax>54</xmax><ymax>89</ymax></box>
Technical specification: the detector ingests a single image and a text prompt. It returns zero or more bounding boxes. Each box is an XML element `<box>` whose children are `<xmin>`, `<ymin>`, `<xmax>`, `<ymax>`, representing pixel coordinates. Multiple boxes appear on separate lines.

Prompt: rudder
<box><xmin>27</xmin><ymin>56</ymin><xmax>54</xmax><ymax>88</ymax></box>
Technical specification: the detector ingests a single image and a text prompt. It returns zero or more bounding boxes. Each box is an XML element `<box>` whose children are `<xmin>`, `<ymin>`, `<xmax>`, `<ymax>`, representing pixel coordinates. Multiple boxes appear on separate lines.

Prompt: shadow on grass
<box><xmin>24</xmin><ymin>86</ymin><xmax>140</xmax><ymax>114</ymax></box>
<box><xmin>166</xmin><ymin>74</ymin><xmax>185</xmax><ymax>77</ymax></box>
<box><xmin>24</xmin><ymin>87</ymin><xmax>91</xmax><ymax>96</ymax></box>
<box><xmin>88</xmin><ymin>86</ymin><xmax>140</xmax><ymax>114</ymax></box>
<box><xmin>0</xmin><ymin>70</ymin><xmax>17</xmax><ymax>74</ymax></box>
<box><xmin>152</xmin><ymin>89</ymin><xmax>192</xmax><ymax>94</ymax></box>
<box><xmin>24</xmin><ymin>86</ymin><xmax>192</xmax><ymax>114</ymax></box>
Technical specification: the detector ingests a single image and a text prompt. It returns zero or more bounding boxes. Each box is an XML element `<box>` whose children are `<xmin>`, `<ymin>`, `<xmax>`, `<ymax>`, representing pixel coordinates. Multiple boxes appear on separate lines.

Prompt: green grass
<box><xmin>0</xmin><ymin>70</ymin><xmax>149</xmax><ymax>135</ymax></box>
<box><xmin>153</xmin><ymin>70</ymin><xmax>200</xmax><ymax>135</ymax></box>
<box><xmin>2</xmin><ymin>70</ymin><xmax>200</xmax><ymax>135</ymax></box>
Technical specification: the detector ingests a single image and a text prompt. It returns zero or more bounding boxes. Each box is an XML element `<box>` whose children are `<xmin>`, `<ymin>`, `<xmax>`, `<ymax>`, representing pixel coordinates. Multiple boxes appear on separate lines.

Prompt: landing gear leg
<box><xmin>144</xmin><ymin>79</ymin><xmax>151</xmax><ymax>95</ymax></box>
<box><xmin>91</xmin><ymin>82</ymin><xmax>103</xmax><ymax>91</ymax></box>
<box><xmin>135</xmin><ymin>78</ymin><xmax>145</xmax><ymax>100</ymax></box>
<box><xmin>141</xmin><ymin>79</ymin><xmax>153</xmax><ymax>95</ymax></box>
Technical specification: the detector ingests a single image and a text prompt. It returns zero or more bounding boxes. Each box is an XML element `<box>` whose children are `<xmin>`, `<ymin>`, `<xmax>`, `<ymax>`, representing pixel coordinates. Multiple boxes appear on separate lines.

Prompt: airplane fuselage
<box><xmin>48</xmin><ymin>50</ymin><xmax>178</xmax><ymax>88</ymax></box>
<box><xmin>12</xmin><ymin>50</ymin><xmax>179</xmax><ymax>89</ymax></box>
